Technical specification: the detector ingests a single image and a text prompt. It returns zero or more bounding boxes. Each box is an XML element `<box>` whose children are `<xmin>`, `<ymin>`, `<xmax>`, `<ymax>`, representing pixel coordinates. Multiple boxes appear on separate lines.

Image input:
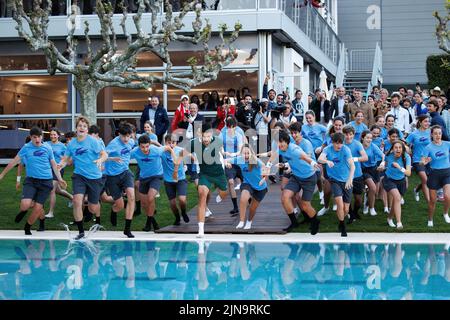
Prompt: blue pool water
<box><xmin>0</xmin><ymin>239</ymin><xmax>448</xmax><ymax>300</ymax></box>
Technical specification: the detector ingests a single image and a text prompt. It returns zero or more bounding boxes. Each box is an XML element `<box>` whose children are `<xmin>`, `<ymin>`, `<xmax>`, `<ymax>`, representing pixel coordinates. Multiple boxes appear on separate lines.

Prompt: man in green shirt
<box><xmin>190</xmin><ymin>123</ymin><xmax>229</xmax><ymax>237</ymax></box>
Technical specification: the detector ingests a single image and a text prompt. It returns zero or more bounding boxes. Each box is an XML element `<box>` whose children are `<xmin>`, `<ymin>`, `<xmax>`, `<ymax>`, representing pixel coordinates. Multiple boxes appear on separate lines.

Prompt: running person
<box><xmin>131</xmin><ymin>135</ymin><xmax>173</xmax><ymax>232</ymax></box>
<box><xmin>190</xmin><ymin>123</ymin><xmax>229</xmax><ymax>238</ymax></box>
<box><xmin>318</xmin><ymin>132</ymin><xmax>355</xmax><ymax>237</ymax></box>
<box><xmin>421</xmin><ymin>125</ymin><xmax>450</xmax><ymax>227</ymax></box>
<box><xmin>0</xmin><ymin>127</ymin><xmax>67</xmax><ymax>235</ymax></box>
<box><xmin>361</xmin><ymin>130</ymin><xmax>384</xmax><ymax>216</ymax></box>
<box><xmin>60</xmin><ymin>117</ymin><xmax>108</xmax><ymax>240</ymax></box>
<box><xmin>380</xmin><ymin>140</ymin><xmax>411</xmax><ymax>229</ymax></box>
<box><xmin>104</xmin><ymin>122</ymin><xmax>136</xmax><ymax>238</ymax></box>
<box><xmin>161</xmin><ymin>134</ymin><xmax>191</xmax><ymax>226</ymax></box>
<box><xmin>277</xmin><ymin>131</ymin><xmax>321</xmax><ymax>234</ymax></box>
<box><xmin>224</xmin><ymin>144</ymin><xmax>269</xmax><ymax>230</ymax></box>
<box><xmin>406</xmin><ymin>115</ymin><xmax>431</xmax><ymax>203</ymax></box>
<box><xmin>45</xmin><ymin>128</ymin><xmax>73</xmax><ymax>218</ymax></box>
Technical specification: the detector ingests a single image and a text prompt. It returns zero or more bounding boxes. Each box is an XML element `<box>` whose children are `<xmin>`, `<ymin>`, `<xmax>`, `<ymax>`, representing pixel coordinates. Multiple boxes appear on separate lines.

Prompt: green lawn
<box><xmin>0</xmin><ymin>166</ymin><xmax>449</xmax><ymax>232</ymax></box>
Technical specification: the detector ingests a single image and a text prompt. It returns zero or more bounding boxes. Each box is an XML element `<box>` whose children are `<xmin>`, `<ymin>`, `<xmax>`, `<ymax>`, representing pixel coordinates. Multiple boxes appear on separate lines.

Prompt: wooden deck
<box><xmin>157</xmin><ymin>182</ymin><xmax>292</xmax><ymax>234</ymax></box>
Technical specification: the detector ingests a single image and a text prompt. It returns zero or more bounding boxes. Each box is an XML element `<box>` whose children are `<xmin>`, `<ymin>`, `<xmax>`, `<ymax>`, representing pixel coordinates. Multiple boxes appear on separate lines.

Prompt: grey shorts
<box><xmin>330</xmin><ymin>179</ymin><xmax>352</xmax><ymax>204</ymax></box>
<box><xmin>106</xmin><ymin>170</ymin><xmax>135</xmax><ymax>201</ymax></box>
<box><xmin>225</xmin><ymin>164</ymin><xmax>242</xmax><ymax>180</ymax></box>
<box><xmin>427</xmin><ymin>168</ymin><xmax>450</xmax><ymax>190</ymax></box>
<box><xmin>72</xmin><ymin>174</ymin><xmax>105</xmax><ymax>205</ymax></box>
<box><xmin>241</xmin><ymin>183</ymin><xmax>268</xmax><ymax>202</ymax></box>
<box><xmin>164</xmin><ymin>180</ymin><xmax>188</xmax><ymax>200</ymax></box>
<box><xmin>383</xmin><ymin>177</ymin><xmax>406</xmax><ymax>196</ymax></box>
<box><xmin>352</xmin><ymin>176</ymin><xmax>365</xmax><ymax>195</ymax></box>
<box><xmin>284</xmin><ymin>174</ymin><xmax>317</xmax><ymax>201</ymax></box>
<box><xmin>139</xmin><ymin>176</ymin><xmax>163</xmax><ymax>194</ymax></box>
<box><xmin>22</xmin><ymin>177</ymin><xmax>53</xmax><ymax>205</ymax></box>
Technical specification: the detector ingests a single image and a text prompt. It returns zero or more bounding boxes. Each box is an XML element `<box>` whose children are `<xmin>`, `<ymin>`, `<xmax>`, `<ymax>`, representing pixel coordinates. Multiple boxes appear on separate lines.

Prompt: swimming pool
<box><xmin>0</xmin><ymin>239</ymin><xmax>448</xmax><ymax>300</ymax></box>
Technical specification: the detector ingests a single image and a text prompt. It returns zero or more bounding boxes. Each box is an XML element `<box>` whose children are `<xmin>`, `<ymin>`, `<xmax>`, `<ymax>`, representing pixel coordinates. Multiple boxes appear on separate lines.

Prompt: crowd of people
<box><xmin>1</xmin><ymin>77</ymin><xmax>450</xmax><ymax>239</ymax></box>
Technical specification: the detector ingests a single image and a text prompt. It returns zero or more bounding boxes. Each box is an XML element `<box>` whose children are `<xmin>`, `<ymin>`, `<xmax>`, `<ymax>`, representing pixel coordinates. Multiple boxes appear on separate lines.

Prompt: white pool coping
<box><xmin>0</xmin><ymin>230</ymin><xmax>449</xmax><ymax>244</ymax></box>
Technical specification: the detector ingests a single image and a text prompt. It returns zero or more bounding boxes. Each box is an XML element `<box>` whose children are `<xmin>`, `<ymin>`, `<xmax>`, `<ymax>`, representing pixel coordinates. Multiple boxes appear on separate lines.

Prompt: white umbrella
<box><xmin>319</xmin><ymin>68</ymin><xmax>329</xmax><ymax>99</ymax></box>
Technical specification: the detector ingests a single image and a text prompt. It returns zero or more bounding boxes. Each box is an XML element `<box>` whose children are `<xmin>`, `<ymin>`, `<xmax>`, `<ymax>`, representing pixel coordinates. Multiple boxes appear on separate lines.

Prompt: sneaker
<box><xmin>400</xmin><ymin>197</ymin><xmax>405</xmax><ymax>205</ymax></box>
<box><xmin>363</xmin><ymin>206</ymin><xmax>369</xmax><ymax>215</ymax></box>
<box><xmin>387</xmin><ymin>218</ymin><xmax>396</xmax><ymax>228</ymax></box>
<box><xmin>236</xmin><ymin>221</ymin><xmax>245</xmax><ymax>229</ymax></box>
<box><xmin>369</xmin><ymin>208</ymin><xmax>377</xmax><ymax>216</ymax></box>
<box><xmin>317</xmin><ymin>207</ymin><xmax>329</xmax><ymax>217</ymax></box>
<box><xmin>234</xmin><ymin>183</ymin><xmax>241</xmax><ymax>190</ymax></box>
<box><xmin>243</xmin><ymin>220</ymin><xmax>252</xmax><ymax>230</ymax></box>
<box><xmin>205</xmin><ymin>208</ymin><xmax>212</xmax><ymax>218</ymax></box>
<box><xmin>427</xmin><ymin>220</ymin><xmax>434</xmax><ymax>228</ymax></box>
<box><xmin>444</xmin><ymin>214</ymin><xmax>450</xmax><ymax>224</ymax></box>
<box><xmin>216</xmin><ymin>195</ymin><xmax>222</xmax><ymax>203</ymax></box>
<box><xmin>332</xmin><ymin>204</ymin><xmax>337</xmax><ymax>211</ymax></box>
<box><xmin>414</xmin><ymin>190</ymin><xmax>420</xmax><ymax>202</ymax></box>
<box><xmin>45</xmin><ymin>212</ymin><xmax>54</xmax><ymax>218</ymax></box>
<box><xmin>396</xmin><ymin>222</ymin><xmax>403</xmax><ymax>229</ymax></box>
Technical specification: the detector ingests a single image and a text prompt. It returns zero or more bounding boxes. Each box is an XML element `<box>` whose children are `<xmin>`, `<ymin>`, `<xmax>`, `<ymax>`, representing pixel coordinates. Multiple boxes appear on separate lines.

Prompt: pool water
<box><xmin>0</xmin><ymin>239</ymin><xmax>448</xmax><ymax>300</ymax></box>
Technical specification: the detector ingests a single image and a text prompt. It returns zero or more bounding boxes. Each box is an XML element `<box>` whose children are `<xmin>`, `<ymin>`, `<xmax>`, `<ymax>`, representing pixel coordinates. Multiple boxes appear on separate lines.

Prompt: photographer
<box><xmin>177</xmin><ymin>103</ymin><xmax>204</xmax><ymax>140</ymax></box>
<box><xmin>236</xmin><ymin>94</ymin><xmax>256</xmax><ymax>132</ymax></box>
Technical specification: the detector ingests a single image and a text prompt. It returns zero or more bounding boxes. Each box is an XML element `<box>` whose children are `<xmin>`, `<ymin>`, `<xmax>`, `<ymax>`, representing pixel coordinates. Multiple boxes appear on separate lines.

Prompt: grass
<box><xmin>0</xmin><ymin>166</ymin><xmax>449</xmax><ymax>233</ymax></box>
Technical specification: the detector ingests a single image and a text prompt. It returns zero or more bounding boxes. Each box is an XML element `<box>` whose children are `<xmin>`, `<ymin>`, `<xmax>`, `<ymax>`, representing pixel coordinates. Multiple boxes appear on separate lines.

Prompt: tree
<box><xmin>12</xmin><ymin>0</ymin><xmax>241</xmax><ymax>123</ymax></box>
<box><xmin>433</xmin><ymin>0</ymin><xmax>450</xmax><ymax>69</ymax></box>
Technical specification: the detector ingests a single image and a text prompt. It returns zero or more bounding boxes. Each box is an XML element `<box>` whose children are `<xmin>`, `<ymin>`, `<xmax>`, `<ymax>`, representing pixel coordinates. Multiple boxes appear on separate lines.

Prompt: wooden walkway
<box><xmin>157</xmin><ymin>182</ymin><xmax>291</xmax><ymax>234</ymax></box>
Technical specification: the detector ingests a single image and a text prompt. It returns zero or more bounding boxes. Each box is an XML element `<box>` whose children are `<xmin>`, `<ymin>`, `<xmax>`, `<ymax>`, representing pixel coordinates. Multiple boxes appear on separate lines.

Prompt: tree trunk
<box><xmin>75</xmin><ymin>80</ymin><xmax>100</xmax><ymax>125</ymax></box>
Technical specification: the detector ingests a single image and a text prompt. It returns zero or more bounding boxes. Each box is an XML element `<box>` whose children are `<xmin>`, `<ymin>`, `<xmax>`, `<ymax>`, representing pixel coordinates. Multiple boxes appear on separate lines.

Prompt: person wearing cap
<box><xmin>140</xmin><ymin>96</ymin><xmax>169</xmax><ymax>144</ymax></box>
<box><xmin>171</xmin><ymin>94</ymin><xmax>190</xmax><ymax>132</ymax></box>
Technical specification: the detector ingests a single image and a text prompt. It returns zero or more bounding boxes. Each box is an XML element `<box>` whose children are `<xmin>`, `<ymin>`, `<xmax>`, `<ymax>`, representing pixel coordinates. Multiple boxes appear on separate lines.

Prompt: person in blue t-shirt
<box><xmin>380</xmin><ymin>140</ymin><xmax>411</xmax><ymax>230</ymax></box>
<box><xmin>131</xmin><ymin>134</ymin><xmax>172</xmax><ymax>232</ymax></box>
<box><xmin>59</xmin><ymin>117</ymin><xmax>108</xmax><ymax>240</ymax></box>
<box><xmin>348</xmin><ymin>111</ymin><xmax>369</xmax><ymax>142</ymax></box>
<box><xmin>421</xmin><ymin>125</ymin><xmax>450</xmax><ymax>227</ymax></box>
<box><xmin>406</xmin><ymin>115</ymin><xmax>431</xmax><ymax>204</ymax></box>
<box><xmin>301</xmin><ymin>110</ymin><xmax>327</xmax><ymax>153</ymax></box>
<box><xmin>162</xmin><ymin>134</ymin><xmax>194</xmax><ymax>226</ymax></box>
<box><xmin>318</xmin><ymin>132</ymin><xmax>355</xmax><ymax>237</ymax></box>
<box><xmin>45</xmin><ymin>128</ymin><xmax>73</xmax><ymax>219</ymax></box>
<box><xmin>0</xmin><ymin>127</ymin><xmax>66</xmax><ymax>235</ymax></box>
<box><xmin>221</xmin><ymin>116</ymin><xmax>246</xmax><ymax>216</ymax></box>
<box><xmin>225</xmin><ymin>144</ymin><xmax>269</xmax><ymax>230</ymax></box>
<box><xmin>104</xmin><ymin>123</ymin><xmax>137</xmax><ymax>238</ymax></box>
<box><xmin>360</xmin><ymin>130</ymin><xmax>384</xmax><ymax>216</ymax></box>
<box><xmin>343</xmin><ymin>125</ymin><xmax>368</xmax><ymax>223</ymax></box>
<box><xmin>276</xmin><ymin>131</ymin><xmax>321</xmax><ymax>234</ymax></box>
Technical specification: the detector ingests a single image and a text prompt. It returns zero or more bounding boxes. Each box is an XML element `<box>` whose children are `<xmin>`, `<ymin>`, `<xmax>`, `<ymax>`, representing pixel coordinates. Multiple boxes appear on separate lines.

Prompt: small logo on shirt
<box><xmin>436</xmin><ymin>151</ymin><xmax>445</xmax><ymax>158</ymax></box>
<box><xmin>33</xmin><ymin>150</ymin><xmax>46</xmax><ymax>157</ymax></box>
<box><xmin>120</xmin><ymin>148</ymin><xmax>130</xmax><ymax>155</ymax></box>
<box><xmin>75</xmin><ymin>148</ymin><xmax>88</xmax><ymax>156</ymax></box>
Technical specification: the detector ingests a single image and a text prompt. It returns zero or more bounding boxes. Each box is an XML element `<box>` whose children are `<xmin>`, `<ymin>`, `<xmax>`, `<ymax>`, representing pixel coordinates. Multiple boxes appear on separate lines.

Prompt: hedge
<box><xmin>426</xmin><ymin>54</ymin><xmax>450</xmax><ymax>90</ymax></box>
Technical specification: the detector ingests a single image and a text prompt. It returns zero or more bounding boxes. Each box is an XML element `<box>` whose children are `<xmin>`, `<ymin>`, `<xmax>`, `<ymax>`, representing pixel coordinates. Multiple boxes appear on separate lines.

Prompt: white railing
<box><xmin>348</xmin><ymin>49</ymin><xmax>375</xmax><ymax>71</ymax></box>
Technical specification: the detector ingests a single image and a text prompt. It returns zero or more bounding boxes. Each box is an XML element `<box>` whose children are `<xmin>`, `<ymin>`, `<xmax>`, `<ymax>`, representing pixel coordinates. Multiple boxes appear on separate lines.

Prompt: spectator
<box><xmin>140</xmin><ymin>96</ymin><xmax>169</xmax><ymax>144</ymax></box>
<box><xmin>171</xmin><ymin>94</ymin><xmax>190</xmax><ymax>132</ymax></box>
<box><xmin>330</xmin><ymin>86</ymin><xmax>348</xmax><ymax>120</ymax></box>
<box><xmin>428</xmin><ymin>100</ymin><xmax>449</xmax><ymax>141</ymax></box>
<box><xmin>310</xmin><ymin>90</ymin><xmax>331</xmax><ymax>124</ymax></box>
<box><xmin>291</xmin><ymin>89</ymin><xmax>306</xmax><ymax>122</ymax></box>
<box><xmin>177</xmin><ymin>103</ymin><xmax>204</xmax><ymax>140</ymax></box>
<box><xmin>348</xmin><ymin>89</ymin><xmax>374</xmax><ymax>126</ymax></box>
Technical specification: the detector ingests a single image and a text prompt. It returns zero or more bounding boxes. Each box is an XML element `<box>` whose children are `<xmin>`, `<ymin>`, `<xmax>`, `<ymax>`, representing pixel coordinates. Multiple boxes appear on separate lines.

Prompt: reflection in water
<box><xmin>0</xmin><ymin>240</ymin><xmax>449</xmax><ymax>300</ymax></box>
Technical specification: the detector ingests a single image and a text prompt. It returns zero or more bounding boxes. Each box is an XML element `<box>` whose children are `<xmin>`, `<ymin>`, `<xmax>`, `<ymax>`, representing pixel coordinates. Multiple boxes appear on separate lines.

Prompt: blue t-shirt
<box><xmin>131</xmin><ymin>145</ymin><xmax>165</xmax><ymax>179</ymax></box>
<box><xmin>161</xmin><ymin>146</ymin><xmax>186</xmax><ymax>182</ymax></box>
<box><xmin>423</xmin><ymin>141</ymin><xmax>450</xmax><ymax>170</ymax></box>
<box><xmin>230</xmin><ymin>156</ymin><xmax>267</xmax><ymax>191</ymax></box>
<box><xmin>301</xmin><ymin>124</ymin><xmax>327</xmax><ymax>150</ymax></box>
<box><xmin>345</xmin><ymin>140</ymin><xmax>365</xmax><ymax>178</ymax></box>
<box><xmin>323</xmin><ymin>145</ymin><xmax>352</xmax><ymax>182</ymax></box>
<box><xmin>406</xmin><ymin>129</ymin><xmax>431</xmax><ymax>163</ymax></box>
<box><xmin>385</xmin><ymin>153</ymin><xmax>411</xmax><ymax>180</ymax></box>
<box><xmin>349</xmin><ymin>121</ymin><xmax>368</xmax><ymax>141</ymax></box>
<box><xmin>362</xmin><ymin>143</ymin><xmax>384</xmax><ymax>168</ymax></box>
<box><xmin>220</xmin><ymin>127</ymin><xmax>245</xmax><ymax>153</ymax></box>
<box><xmin>66</xmin><ymin>135</ymin><xmax>104</xmax><ymax>179</ymax></box>
<box><xmin>104</xmin><ymin>136</ymin><xmax>135</xmax><ymax>176</ymax></box>
<box><xmin>279</xmin><ymin>143</ymin><xmax>315</xmax><ymax>179</ymax></box>
<box><xmin>45</xmin><ymin>141</ymin><xmax>66</xmax><ymax>164</ymax></box>
<box><xmin>18</xmin><ymin>142</ymin><xmax>55</xmax><ymax>179</ymax></box>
